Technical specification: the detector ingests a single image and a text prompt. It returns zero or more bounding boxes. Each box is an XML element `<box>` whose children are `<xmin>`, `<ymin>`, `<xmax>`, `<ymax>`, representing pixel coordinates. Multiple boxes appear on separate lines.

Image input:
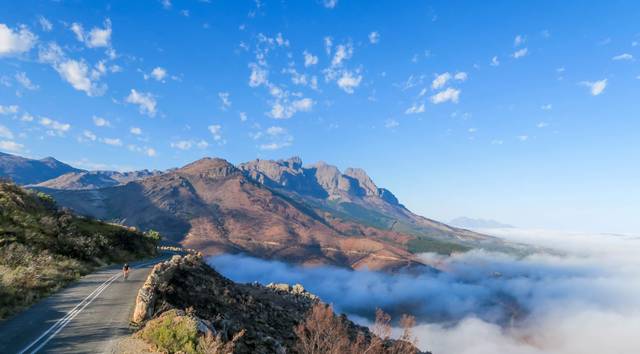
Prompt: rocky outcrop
<box><xmin>132</xmin><ymin>253</ymin><xmax>203</xmax><ymax>324</ymax></box>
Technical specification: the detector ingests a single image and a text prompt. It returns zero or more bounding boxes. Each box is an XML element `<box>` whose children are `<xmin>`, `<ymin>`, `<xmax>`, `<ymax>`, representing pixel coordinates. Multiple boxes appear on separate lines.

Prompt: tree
<box><xmin>147</xmin><ymin>229</ymin><xmax>163</xmax><ymax>242</ymax></box>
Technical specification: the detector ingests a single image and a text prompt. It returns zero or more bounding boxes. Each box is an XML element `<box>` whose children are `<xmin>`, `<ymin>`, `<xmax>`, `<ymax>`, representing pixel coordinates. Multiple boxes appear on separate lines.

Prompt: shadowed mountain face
<box><xmin>449</xmin><ymin>217</ymin><xmax>516</xmax><ymax>229</ymax></box>
<box><xmin>0</xmin><ymin>152</ymin><xmax>83</xmax><ymax>185</ymax></box>
<box><xmin>38</xmin><ymin>157</ymin><xmax>553</xmax><ymax>271</ymax></box>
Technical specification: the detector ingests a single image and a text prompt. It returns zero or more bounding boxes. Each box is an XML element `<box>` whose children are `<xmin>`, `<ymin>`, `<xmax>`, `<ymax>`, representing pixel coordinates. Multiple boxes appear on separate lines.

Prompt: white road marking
<box><xmin>16</xmin><ymin>254</ymin><xmax>176</xmax><ymax>354</ymax></box>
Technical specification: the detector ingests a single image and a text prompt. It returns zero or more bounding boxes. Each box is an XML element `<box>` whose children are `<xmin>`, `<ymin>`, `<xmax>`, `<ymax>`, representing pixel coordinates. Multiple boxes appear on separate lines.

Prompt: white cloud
<box><xmin>514</xmin><ymin>35</ymin><xmax>524</xmax><ymax>46</ymax></box>
<box><xmin>171</xmin><ymin>141</ymin><xmax>192</xmax><ymax>150</ymax></box>
<box><xmin>259</xmin><ymin>142</ymin><xmax>291</xmax><ymax>150</ymax></box>
<box><xmin>537</xmin><ymin>122</ymin><xmax>548</xmax><ymax>127</ymax></box>
<box><xmin>432</xmin><ymin>72</ymin><xmax>452</xmax><ymax>89</ymax></box>
<box><xmin>491</xmin><ymin>140</ymin><xmax>503</xmax><ymax>144</ymax></box>
<box><xmin>267</xmin><ymin>98</ymin><xmax>314</xmax><ymax>119</ymax></box>
<box><xmin>581</xmin><ymin>79</ymin><xmax>607</xmax><ymax>96</ymax></box>
<box><xmin>512</xmin><ymin>48</ymin><xmax>528</xmax><ymax>58</ymax></box>
<box><xmin>248</xmin><ymin>62</ymin><xmax>268</xmax><ymax>87</ymax></box>
<box><xmin>196</xmin><ymin>140</ymin><xmax>209</xmax><ymax>148</ymax></box>
<box><xmin>337</xmin><ymin>71</ymin><xmax>362</xmax><ymax>93</ymax></box>
<box><xmin>82</xmin><ymin>130</ymin><xmax>96</xmax><ymax>141</ymax></box>
<box><xmin>181</xmin><ymin>10</ymin><xmax>190</xmax><ymax>17</ymax></box>
<box><xmin>369</xmin><ymin>31</ymin><xmax>380</xmax><ymax>44</ymax></box>
<box><xmin>430</xmin><ymin>88</ymin><xmax>460</xmax><ymax>104</ymax></box>
<box><xmin>468</xmin><ymin>128</ymin><xmax>478</xmax><ymax>132</ymax></box>
<box><xmin>130</xmin><ymin>127</ymin><xmax>142</xmax><ymax>135</ymax></box>
<box><xmin>39</xmin><ymin>117</ymin><xmax>70</xmax><ymax>134</ymax></box>
<box><xmin>541</xmin><ymin>104</ymin><xmax>552</xmax><ymax>109</ymax></box>
<box><xmin>416</xmin><ymin>88</ymin><xmax>427</xmax><ymax>98</ymax></box>
<box><xmin>145</xmin><ymin>67</ymin><xmax>168</xmax><ymax>81</ymax></box>
<box><xmin>557</xmin><ymin>67</ymin><xmax>565</xmax><ymax>72</ymax></box>
<box><xmin>159</xmin><ymin>0</ymin><xmax>172</xmax><ymax>9</ymax></box>
<box><xmin>331</xmin><ymin>43</ymin><xmax>353</xmax><ymax>68</ymax></box>
<box><xmin>71</xmin><ymin>19</ymin><xmax>112</xmax><ymax>48</ymax></box>
<box><xmin>1</xmin><ymin>75</ymin><xmax>11</xmax><ymax>87</ymax></box>
<box><xmin>454</xmin><ymin>72</ymin><xmax>467</xmax><ymax>81</ymax></box>
<box><xmin>517</xmin><ymin>135</ymin><xmax>528</xmax><ymax>140</ymax></box>
<box><xmin>0</xmin><ymin>140</ymin><xmax>25</xmax><ymax>152</ymax></box>
<box><xmin>0</xmin><ymin>105</ymin><xmax>19</xmax><ymax>115</ymax></box>
<box><xmin>102</xmin><ymin>138</ymin><xmax>122</xmax><ymax>146</ymax></box>
<box><xmin>20</xmin><ymin>112</ymin><xmax>33</xmax><ymax>121</ymax></box>
<box><xmin>0</xmin><ymin>24</ymin><xmax>38</xmax><ymax>58</ymax></box>
<box><xmin>598</xmin><ymin>37</ymin><xmax>611</xmax><ymax>45</ymax></box>
<box><xmin>125</xmin><ymin>89</ymin><xmax>157</xmax><ymax>117</ymax></box>
<box><xmin>93</xmin><ymin>116</ymin><xmax>112</xmax><ymax>127</ymax></box>
<box><xmin>322</xmin><ymin>0</ymin><xmax>338</xmax><ymax>8</ymax></box>
<box><xmin>411</xmin><ymin>54</ymin><xmax>418</xmax><ymax>63</ymax></box>
<box><xmin>0</xmin><ymin>125</ymin><xmax>14</xmax><ymax>139</ymax></box>
<box><xmin>542</xmin><ymin>29</ymin><xmax>550</xmax><ymax>37</ymax></box>
<box><xmin>303</xmin><ymin>50</ymin><xmax>318</xmax><ymax>67</ymax></box>
<box><xmin>275</xmin><ymin>33</ymin><xmax>289</xmax><ymax>47</ymax></box>
<box><xmin>219</xmin><ymin>92</ymin><xmax>231</xmax><ymax>108</ymax></box>
<box><xmin>405</xmin><ymin>103</ymin><xmax>425</xmax><ymax>114</ymax></box>
<box><xmin>613</xmin><ymin>54</ymin><xmax>633</xmax><ymax>60</ymax></box>
<box><xmin>385</xmin><ymin>119</ymin><xmax>399</xmax><ymax>128</ymax></box>
<box><xmin>208</xmin><ymin>125</ymin><xmax>222</xmax><ymax>140</ymax></box>
<box><xmin>37</xmin><ymin>15</ymin><xmax>53</xmax><ymax>32</ymax></box>
<box><xmin>266</xmin><ymin>126</ymin><xmax>285</xmax><ymax>136</ymax></box>
<box><xmin>240</xmin><ymin>112</ymin><xmax>247</xmax><ymax>121</ymax></box>
<box><xmin>144</xmin><ymin>147</ymin><xmax>159</xmax><ymax>157</ymax></box>
<box><xmin>491</xmin><ymin>56</ymin><xmax>500</xmax><ymax>66</ymax></box>
<box><xmin>324</xmin><ymin>36</ymin><xmax>332</xmax><ymax>55</ymax></box>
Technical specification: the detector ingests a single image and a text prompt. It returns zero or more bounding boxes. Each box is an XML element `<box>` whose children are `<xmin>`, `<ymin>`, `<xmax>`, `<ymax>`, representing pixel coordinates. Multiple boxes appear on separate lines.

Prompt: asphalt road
<box><xmin>0</xmin><ymin>251</ymin><xmax>179</xmax><ymax>354</ymax></box>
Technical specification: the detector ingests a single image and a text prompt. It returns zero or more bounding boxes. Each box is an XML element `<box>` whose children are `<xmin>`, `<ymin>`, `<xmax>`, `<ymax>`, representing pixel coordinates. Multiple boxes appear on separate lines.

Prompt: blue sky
<box><xmin>1</xmin><ymin>0</ymin><xmax>639</xmax><ymax>232</ymax></box>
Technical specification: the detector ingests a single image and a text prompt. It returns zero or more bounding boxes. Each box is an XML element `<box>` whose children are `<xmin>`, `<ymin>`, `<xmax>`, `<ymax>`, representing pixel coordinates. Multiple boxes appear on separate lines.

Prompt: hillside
<box><xmin>27</xmin><ymin>168</ymin><xmax>177</xmax><ymax>190</ymax></box>
<box><xmin>449</xmin><ymin>217</ymin><xmax>516</xmax><ymax>229</ymax></box>
<box><xmin>0</xmin><ymin>179</ymin><xmax>161</xmax><ymax>321</ymax></box>
<box><xmin>122</xmin><ymin>253</ymin><xmax>427</xmax><ymax>354</ymax></box>
<box><xmin>0</xmin><ymin>151</ymin><xmax>83</xmax><ymax>185</ymax></box>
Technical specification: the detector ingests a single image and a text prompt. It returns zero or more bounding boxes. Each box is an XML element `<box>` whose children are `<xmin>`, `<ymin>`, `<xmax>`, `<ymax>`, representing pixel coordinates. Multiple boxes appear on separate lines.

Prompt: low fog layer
<box><xmin>208</xmin><ymin>229</ymin><xmax>640</xmax><ymax>353</ymax></box>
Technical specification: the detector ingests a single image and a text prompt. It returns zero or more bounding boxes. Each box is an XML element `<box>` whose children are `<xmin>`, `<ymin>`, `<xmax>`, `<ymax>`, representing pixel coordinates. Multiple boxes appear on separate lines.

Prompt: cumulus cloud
<box><xmin>248</xmin><ymin>62</ymin><xmax>268</xmax><ymax>87</ymax></box>
<box><xmin>70</xmin><ymin>19</ymin><xmax>112</xmax><ymax>48</ymax></box>
<box><xmin>324</xmin><ymin>36</ymin><xmax>332</xmax><ymax>55</ymax></box>
<box><xmin>0</xmin><ymin>125</ymin><xmax>14</xmax><ymax>139</ymax></box>
<box><xmin>20</xmin><ymin>112</ymin><xmax>33</xmax><ymax>121</ymax></box>
<box><xmin>159</xmin><ymin>0</ymin><xmax>172</xmax><ymax>9</ymax></box>
<box><xmin>267</xmin><ymin>98</ymin><xmax>314</xmax><ymax>119</ymax></box>
<box><xmin>405</xmin><ymin>103</ymin><xmax>425</xmax><ymax>114</ymax></box>
<box><xmin>581</xmin><ymin>79</ymin><xmax>607</xmax><ymax>96</ymax></box>
<box><xmin>15</xmin><ymin>72</ymin><xmax>39</xmax><ymax>91</ymax></box>
<box><xmin>337</xmin><ymin>71</ymin><xmax>362</xmax><ymax>93</ymax></box>
<box><xmin>219</xmin><ymin>92</ymin><xmax>231</xmax><ymax>109</ymax></box>
<box><xmin>430</xmin><ymin>88</ymin><xmax>460</xmax><ymax>104</ymax></box>
<box><xmin>125</xmin><ymin>89</ymin><xmax>157</xmax><ymax>117</ymax></box>
<box><xmin>514</xmin><ymin>35</ymin><xmax>524</xmax><ymax>46</ymax></box>
<box><xmin>240</xmin><ymin>112</ymin><xmax>247</xmax><ymax>121</ymax></box>
<box><xmin>101</xmin><ymin>138</ymin><xmax>122</xmax><ymax>146</ymax></box>
<box><xmin>454</xmin><ymin>72</ymin><xmax>467</xmax><ymax>81</ymax></box>
<box><xmin>0</xmin><ymin>105</ymin><xmax>19</xmax><ymax>115</ymax></box>
<box><xmin>331</xmin><ymin>43</ymin><xmax>353</xmax><ymax>68</ymax></box>
<box><xmin>541</xmin><ymin>104</ymin><xmax>552</xmax><ymax>109</ymax></box>
<box><xmin>432</xmin><ymin>72</ymin><xmax>452</xmax><ymax>89</ymax></box>
<box><xmin>0</xmin><ymin>24</ymin><xmax>38</xmax><ymax>58</ymax></box>
<box><xmin>0</xmin><ymin>140</ymin><xmax>25</xmax><ymax>152</ymax></box>
<box><xmin>368</xmin><ymin>31</ymin><xmax>379</xmax><ymax>44</ymax></box>
<box><xmin>537</xmin><ymin>122</ymin><xmax>548</xmax><ymax>127</ymax></box>
<box><xmin>209</xmin><ymin>227</ymin><xmax>640</xmax><ymax>354</ymax></box>
<box><xmin>93</xmin><ymin>116</ymin><xmax>112</xmax><ymax>127</ymax></box>
<box><xmin>145</xmin><ymin>67</ymin><xmax>168</xmax><ymax>81</ymax></box>
<box><xmin>303</xmin><ymin>50</ymin><xmax>318</xmax><ymax>67</ymax></box>
<box><xmin>130</xmin><ymin>127</ymin><xmax>142</xmax><ymax>135</ymax></box>
<box><xmin>39</xmin><ymin>117</ymin><xmax>70</xmax><ymax>136</ymax></box>
<box><xmin>512</xmin><ymin>48</ymin><xmax>528</xmax><ymax>58</ymax></box>
<box><xmin>385</xmin><ymin>119</ymin><xmax>399</xmax><ymax>128</ymax></box>
<box><xmin>490</xmin><ymin>56</ymin><xmax>500</xmax><ymax>66</ymax></box>
<box><xmin>517</xmin><ymin>135</ymin><xmax>528</xmax><ymax>140</ymax></box>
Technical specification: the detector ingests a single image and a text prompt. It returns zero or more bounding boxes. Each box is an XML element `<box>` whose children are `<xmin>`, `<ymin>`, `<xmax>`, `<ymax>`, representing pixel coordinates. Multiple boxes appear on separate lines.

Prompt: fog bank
<box><xmin>208</xmin><ymin>229</ymin><xmax>640</xmax><ymax>353</ymax></box>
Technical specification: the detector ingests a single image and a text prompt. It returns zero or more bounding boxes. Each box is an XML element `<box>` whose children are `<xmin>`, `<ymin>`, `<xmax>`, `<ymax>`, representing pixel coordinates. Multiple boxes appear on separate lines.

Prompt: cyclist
<box><xmin>123</xmin><ymin>263</ymin><xmax>130</xmax><ymax>280</ymax></box>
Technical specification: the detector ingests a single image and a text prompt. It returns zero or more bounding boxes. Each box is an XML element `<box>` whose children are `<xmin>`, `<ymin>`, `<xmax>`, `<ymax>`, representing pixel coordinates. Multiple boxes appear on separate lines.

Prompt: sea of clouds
<box><xmin>208</xmin><ymin>229</ymin><xmax>640</xmax><ymax>353</ymax></box>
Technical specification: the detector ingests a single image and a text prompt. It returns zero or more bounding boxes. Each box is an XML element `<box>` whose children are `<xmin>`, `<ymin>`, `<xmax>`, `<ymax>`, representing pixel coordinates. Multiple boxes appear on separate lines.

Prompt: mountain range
<box><xmin>449</xmin><ymin>217</ymin><xmax>516</xmax><ymax>229</ymax></box>
<box><xmin>1</xmin><ymin>152</ymin><xmax>552</xmax><ymax>270</ymax></box>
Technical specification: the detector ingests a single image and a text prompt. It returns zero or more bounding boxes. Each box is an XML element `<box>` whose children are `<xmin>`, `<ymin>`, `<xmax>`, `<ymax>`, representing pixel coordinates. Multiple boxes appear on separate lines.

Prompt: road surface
<box><xmin>0</xmin><ymin>251</ymin><xmax>179</xmax><ymax>354</ymax></box>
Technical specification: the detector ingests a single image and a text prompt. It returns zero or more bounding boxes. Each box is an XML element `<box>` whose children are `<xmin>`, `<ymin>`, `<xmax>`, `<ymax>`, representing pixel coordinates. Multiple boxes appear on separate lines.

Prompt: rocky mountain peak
<box><xmin>178</xmin><ymin>158</ymin><xmax>238</xmax><ymax>179</ymax></box>
<box><xmin>344</xmin><ymin>167</ymin><xmax>379</xmax><ymax>196</ymax></box>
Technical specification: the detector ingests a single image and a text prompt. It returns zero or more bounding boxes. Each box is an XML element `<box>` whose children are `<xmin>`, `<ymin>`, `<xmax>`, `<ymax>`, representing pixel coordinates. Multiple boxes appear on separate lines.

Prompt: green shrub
<box><xmin>405</xmin><ymin>237</ymin><xmax>471</xmax><ymax>255</ymax></box>
<box><xmin>141</xmin><ymin>312</ymin><xmax>199</xmax><ymax>354</ymax></box>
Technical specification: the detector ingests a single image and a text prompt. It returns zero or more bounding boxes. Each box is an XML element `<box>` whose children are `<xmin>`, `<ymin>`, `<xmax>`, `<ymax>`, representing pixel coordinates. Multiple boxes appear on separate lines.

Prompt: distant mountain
<box><xmin>449</xmin><ymin>217</ymin><xmax>516</xmax><ymax>229</ymax></box>
<box><xmin>0</xmin><ymin>151</ymin><xmax>83</xmax><ymax>185</ymax></box>
<box><xmin>36</xmin><ymin>157</ymin><xmax>552</xmax><ymax>272</ymax></box>
<box><xmin>28</xmin><ymin>168</ymin><xmax>177</xmax><ymax>190</ymax></box>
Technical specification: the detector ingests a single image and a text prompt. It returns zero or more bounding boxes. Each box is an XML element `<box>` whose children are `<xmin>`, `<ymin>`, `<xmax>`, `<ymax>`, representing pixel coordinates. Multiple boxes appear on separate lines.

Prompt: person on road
<box><xmin>123</xmin><ymin>263</ymin><xmax>130</xmax><ymax>279</ymax></box>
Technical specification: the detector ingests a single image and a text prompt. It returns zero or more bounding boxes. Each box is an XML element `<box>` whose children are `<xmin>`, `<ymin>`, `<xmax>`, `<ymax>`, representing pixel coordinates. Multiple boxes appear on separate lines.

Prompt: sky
<box><xmin>0</xmin><ymin>0</ymin><xmax>639</xmax><ymax>232</ymax></box>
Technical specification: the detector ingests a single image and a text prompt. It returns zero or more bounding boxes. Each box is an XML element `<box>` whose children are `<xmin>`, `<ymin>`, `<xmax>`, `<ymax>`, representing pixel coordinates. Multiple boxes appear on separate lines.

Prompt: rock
<box><xmin>275</xmin><ymin>283</ymin><xmax>292</xmax><ymax>292</ymax></box>
<box><xmin>292</xmin><ymin>284</ymin><xmax>305</xmax><ymax>294</ymax></box>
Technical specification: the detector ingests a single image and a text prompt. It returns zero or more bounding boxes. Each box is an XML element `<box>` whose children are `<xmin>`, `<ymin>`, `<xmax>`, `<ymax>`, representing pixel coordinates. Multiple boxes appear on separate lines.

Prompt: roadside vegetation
<box><xmin>405</xmin><ymin>237</ymin><xmax>471</xmax><ymax>255</ymax></box>
<box><xmin>0</xmin><ymin>179</ymin><xmax>160</xmax><ymax>321</ymax></box>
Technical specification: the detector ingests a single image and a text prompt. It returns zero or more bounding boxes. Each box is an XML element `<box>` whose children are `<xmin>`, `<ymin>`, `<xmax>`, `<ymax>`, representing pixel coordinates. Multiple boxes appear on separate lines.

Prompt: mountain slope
<box><xmin>449</xmin><ymin>217</ymin><xmax>516</xmax><ymax>229</ymax></box>
<box><xmin>0</xmin><ymin>152</ymin><xmax>83</xmax><ymax>185</ymax></box>
<box><xmin>41</xmin><ymin>158</ymin><xmax>429</xmax><ymax>271</ymax></box>
<box><xmin>28</xmin><ymin>168</ymin><xmax>177</xmax><ymax>190</ymax></box>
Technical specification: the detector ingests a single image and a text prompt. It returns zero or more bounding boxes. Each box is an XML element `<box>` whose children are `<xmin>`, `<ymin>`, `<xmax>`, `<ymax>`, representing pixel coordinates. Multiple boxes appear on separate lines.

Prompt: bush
<box><xmin>147</xmin><ymin>229</ymin><xmax>163</xmax><ymax>242</ymax></box>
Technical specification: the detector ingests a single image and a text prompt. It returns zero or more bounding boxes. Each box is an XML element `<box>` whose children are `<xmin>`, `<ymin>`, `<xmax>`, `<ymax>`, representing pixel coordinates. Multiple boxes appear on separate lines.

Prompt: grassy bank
<box><xmin>0</xmin><ymin>179</ymin><xmax>161</xmax><ymax>321</ymax></box>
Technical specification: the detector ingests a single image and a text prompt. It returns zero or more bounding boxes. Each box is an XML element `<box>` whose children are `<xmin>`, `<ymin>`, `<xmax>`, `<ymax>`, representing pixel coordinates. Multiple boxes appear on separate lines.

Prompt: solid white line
<box><xmin>16</xmin><ymin>254</ymin><xmax>176</xmax><ymax>354</ymax></box>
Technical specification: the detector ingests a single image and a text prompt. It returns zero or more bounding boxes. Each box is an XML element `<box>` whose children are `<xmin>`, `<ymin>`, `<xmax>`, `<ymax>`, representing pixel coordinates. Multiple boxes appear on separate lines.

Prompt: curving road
<box><xmin>0</xmin><ymin>252</ymin><xmax>179</xmax><ymax>354</ymax></box>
